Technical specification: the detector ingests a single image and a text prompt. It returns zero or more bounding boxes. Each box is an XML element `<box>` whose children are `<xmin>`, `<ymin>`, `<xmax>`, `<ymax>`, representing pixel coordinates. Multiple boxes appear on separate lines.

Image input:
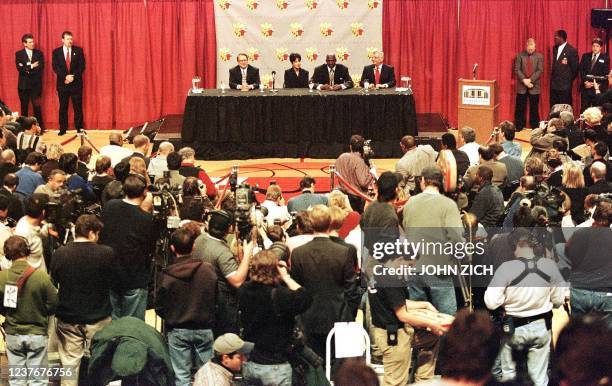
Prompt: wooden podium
<box><xmin>457</xmin><ymin>79</ymin><xmax>499</xmax><ymax>143</ymax></box>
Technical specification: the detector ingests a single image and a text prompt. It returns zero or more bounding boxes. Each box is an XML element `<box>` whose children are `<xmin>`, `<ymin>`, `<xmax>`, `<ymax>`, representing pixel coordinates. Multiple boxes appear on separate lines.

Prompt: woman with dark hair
<box><xmin>58</xmin><ymin>153</ymin><xmax>95</xmax><ymax>202</ymax></box>
<box><xmin>239</xmin><ymin>250</ymin><xmax>312</xmax><ymax>386</ymax></box>
<box><xmin>179</xmin><ymin>177</ymin><xmax>210</xmax><ymax>222</ymax></box>
<box><xmin>283</xmin><ymin>53</ymin><xmax>309</xmax><ymax>88</ymax></box>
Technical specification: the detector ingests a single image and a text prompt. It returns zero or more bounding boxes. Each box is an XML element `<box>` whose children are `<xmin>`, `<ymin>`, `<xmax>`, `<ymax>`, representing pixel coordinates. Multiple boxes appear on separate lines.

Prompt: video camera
<box><xmin>46</xmin><ymin>189</ymin><xmax>101</xmax><ymax>230</ymax></box>
<box><xmin>150</xmin><ymin>171</ymin><xmax>182</xmax><ymax>230</ymax></box>
<box><xmin>234</xmin><ymin>182</ymin><xmax>268</xmax><ymax>241</ymax></box>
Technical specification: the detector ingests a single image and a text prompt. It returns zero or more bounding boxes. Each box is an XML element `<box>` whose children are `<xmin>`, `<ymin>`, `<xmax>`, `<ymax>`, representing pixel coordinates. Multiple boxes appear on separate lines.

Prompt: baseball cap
<box><xmin>213</xmin><ymin>333</ymin><xmax>254</xmax><ymax>355</ymax></box>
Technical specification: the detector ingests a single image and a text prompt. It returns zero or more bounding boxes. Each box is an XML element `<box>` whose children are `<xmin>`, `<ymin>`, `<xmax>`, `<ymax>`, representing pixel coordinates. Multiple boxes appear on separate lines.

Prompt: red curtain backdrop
<box><xmin>384</xmin><ymin>0</ymin><xmax>607</xmax><ymax>126</ymax></box>
<box><xmin>0</xmin><ymin>0</ymin><xmax>216</xmax><ymax>130</ymax></box>
<box><xmin>0</xmin><ymin>0</ymin><xmax>606</xmax><ymax>130</ymax></box>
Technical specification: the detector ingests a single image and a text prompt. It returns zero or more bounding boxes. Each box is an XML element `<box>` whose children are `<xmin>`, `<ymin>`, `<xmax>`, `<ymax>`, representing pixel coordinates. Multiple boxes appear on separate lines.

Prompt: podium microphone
<box><xmin>271</xmin><ymin>70</ymin><xmax>276</xmax><ymax>90</ymax></box>
<box><xmin>472</xmin><ymin>63</ymin><xmax>478</xmax><ymax>80</ymax></box>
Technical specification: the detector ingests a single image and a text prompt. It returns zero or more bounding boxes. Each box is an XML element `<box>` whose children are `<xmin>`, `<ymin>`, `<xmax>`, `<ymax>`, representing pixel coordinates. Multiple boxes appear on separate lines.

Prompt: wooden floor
<box><xmin>43</xmin><ymin>128</ymin><xmax>534</xmax><ymax>175</ymax></box>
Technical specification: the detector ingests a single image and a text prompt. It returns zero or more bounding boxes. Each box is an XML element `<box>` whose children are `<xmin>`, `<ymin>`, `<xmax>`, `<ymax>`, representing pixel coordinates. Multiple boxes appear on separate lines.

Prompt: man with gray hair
<box><xmin>147</xmin><ymin>141</ymin><xmax>174</xmax><ymax>182</ymax></box>
<box><xmin>514</xmin><ymin>38</ymin><xmax>543</xmax><ymax>131</ymax></box>
<box><xmin>359</xmin><ymin>51</ymin><xmax>396</xmax><ymax>89</ymax></box>
<box><xmin>0</xmin><ymin>149</ymin><xmax>20</xmax><ymax>184</ymax></box>
<box><xmin>459</xmin><ymin>127</ymin><xmax>480</xmax><ymax>166</ymax></box>
<box><xmin>100</xmin><ymin>132</ymin><xmax>132</xmax><ymax>167</ymax></box>
<box><xmin>588</xmin><ymin>162</ymin><xmax>612</xmax><ymax>194</ymax></box>
<box><xmin>178</xmin><ymin>147</ymin><xmax>217</xmax><ymax>199</ymax></box>
<box><xmin>395</xmin><ymin>135</ymin><xmax>437</xmax><ymax>192</ymax></box>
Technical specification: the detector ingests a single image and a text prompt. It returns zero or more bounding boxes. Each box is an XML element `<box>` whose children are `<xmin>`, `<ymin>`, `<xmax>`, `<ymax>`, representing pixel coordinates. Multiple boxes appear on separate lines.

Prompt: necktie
<box><xmin>65</xmin><ymin>49</ymin><xmax>71</xmax><ymax>73</ymax></box>
<box><xmin>241</xmin><ymin>69</ymin><xmax>247</xmax><ymax>84</ymax></box>
<box><xmin>591</xmin><ymin>54</ymin><xmax>598</xmax><ymax>70</ymax></box>
<box><xmin>330</xmin><ymin>69</ymin><xmax>335</xmax><ymax>86</ymax></box>
<box><xmin>525</xmin><ymin>55</ymin><xmax>533</xmax><ymax>78</ymax></box>
<box><xmin>375</xmin><ymin>66</ymin><xmax>381</xmax><ymax>85</ymax></box>
<box><xmin>27</xmin><ymin>50</ymin><xmax>32</xmax><ymax>62</ymax></box>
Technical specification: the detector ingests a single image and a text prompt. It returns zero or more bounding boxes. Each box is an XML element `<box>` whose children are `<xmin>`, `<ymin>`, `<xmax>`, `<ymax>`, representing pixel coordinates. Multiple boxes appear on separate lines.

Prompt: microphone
<box><xmin>472</xmin><ymin>63</ymin><xmax>478</xmax><ymax>80</ymax></box>
<box><xmin>271</xmin><ymin>71</ymin><xmax>276</xmax><ymax>90</ymax></box>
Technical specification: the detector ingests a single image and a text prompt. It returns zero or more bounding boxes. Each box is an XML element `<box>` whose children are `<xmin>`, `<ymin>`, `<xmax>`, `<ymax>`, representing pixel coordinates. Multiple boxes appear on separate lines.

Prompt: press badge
<box><xmin>3</xmin><ymin>283</ymin><xmax>18</xmax><ymax>309</ymax></box>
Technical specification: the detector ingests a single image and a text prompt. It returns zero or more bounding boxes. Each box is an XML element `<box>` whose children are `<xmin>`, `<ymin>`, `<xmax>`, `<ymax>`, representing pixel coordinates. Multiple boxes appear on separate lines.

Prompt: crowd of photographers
<box><xmin>0</xmin><ymin>101</ymin><xmax>610</xmax><ymax>386</ymax></box>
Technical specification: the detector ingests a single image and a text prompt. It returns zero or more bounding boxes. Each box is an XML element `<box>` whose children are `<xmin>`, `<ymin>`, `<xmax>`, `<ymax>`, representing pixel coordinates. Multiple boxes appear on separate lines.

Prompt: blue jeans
<box><xmin>110</xmin><ymin>288</ymin><xmax>148</xmax><ymax>320</ymax></box>
<box><xmin>499</xmin><ymin>319</ymin><xmax>551</xmax><ymax>386</ymax></box>
<box><xmin>167</xmin><ymin>328</ymin><xmax>214</xmax><ymax>386</ymax></box>
<box><xmin>571</xmin><ymin>288</ymin><xmax>612</xmax><ymax>329</ymax></box>
<box><xmin>408</xmin><ymin>275</ymin><xmax>457</xmax><ymax>315</ymax></box>
<box><xmin>243</xmin><ymin>361</ymin><xmax>292</xmax><ymax>386</ymax></box>
<box><xmin>6</xmin><ymin>334</ymin><xmax>48</xmax><ymax>386</ymax></box>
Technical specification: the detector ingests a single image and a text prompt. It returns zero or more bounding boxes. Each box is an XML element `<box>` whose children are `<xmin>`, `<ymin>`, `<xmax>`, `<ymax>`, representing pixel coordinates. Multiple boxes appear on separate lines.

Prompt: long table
<box><xmin>181</xmin><ymin>88</ymin><xmax>417</xmax><ymax>159</ymax></box>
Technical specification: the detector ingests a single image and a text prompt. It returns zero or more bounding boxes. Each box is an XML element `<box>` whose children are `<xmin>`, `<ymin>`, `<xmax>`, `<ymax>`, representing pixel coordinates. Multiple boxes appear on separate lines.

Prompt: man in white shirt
<box><xmin>100</xmin><ymin>133</ymin><xmax>133</xmax><ymax>167</ymax></box>
<box><xmin>147</xmin><ymin>141</ymin><xmax>174</xmax><ymax>181</ymax></box>
<box><xmin>14</xmin><ymin>194</ymin><xmax>50</xmax><ymax>272</ymax></box>
<box><xmin>485</xmin><ymin>228</ymin><xmax>566</xmax><ymax>386</ymax></box>
<box><xmin>261</xmin><ymin>184</ymin><xmax>292</xmax><ymax>230</ymax></box>
<box><xmin>458</xmin><ymin>127</ymin><xmax>481</xmax><ymax>166</ymax></box>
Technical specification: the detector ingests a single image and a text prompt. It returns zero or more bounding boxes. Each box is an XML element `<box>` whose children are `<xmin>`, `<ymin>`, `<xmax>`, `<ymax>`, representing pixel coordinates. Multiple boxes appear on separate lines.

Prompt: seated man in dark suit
<box><xmin>284</xmin><ymin>53</ymin><xmax>309</xmax><ymax>88</ymax></box>
<box><xmin>229</xmin><ymin>53</ymin><xmax>260</xmax><ymax>91</ymax></box>
<box><xmin>0</xmin><ymin>173</ymin><xmax>25</xmax><ymax>222</ymax></box>
<box><xmin>311</xmin><ymin>54</ymin><xmax>353</xmax><ymax>91</ymax></box>
<box><xmin>359</xmin><ymin>51</ymin><xmax>396</xmax><ymax>89</ymax></box>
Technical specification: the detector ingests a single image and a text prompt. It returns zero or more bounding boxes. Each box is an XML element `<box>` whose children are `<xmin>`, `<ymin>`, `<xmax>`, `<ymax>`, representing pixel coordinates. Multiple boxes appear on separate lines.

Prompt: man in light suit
<box><xmin>52</xmin><ymin>31</ymin><xmax>86</xmax><ymax>135</ymax></box>
<box><xmin>228</xmin><ymin>53</ymin><xmax>260</xmax><ymax>91</ymax></box>
<box><xmin>514</xmin><ymin>38</ymin><xmax>543</xmax><ymax>131</ymax></box>
<box><xmin>15</xmin><ymin>34</ymin><xmax>44</xmax><ymax>131</ymax></box>
<box><xmin>550</xmin><ymin>29</ymin><xmax>579</xmax><ymax>107</ymax></box>
<box><xmin>311</xmin><ymin>54</ymin><xmax>353</xmax><ymax>91</ymax></box>
<box><xmin>579</xmin><ymin>37</ymin><xmax>610</xmax><ymax>112</ymax></box>
<box><xmin>360</xmin><ymin>51</ymin><xmax>396</xmax><ymax>88</ymax></box>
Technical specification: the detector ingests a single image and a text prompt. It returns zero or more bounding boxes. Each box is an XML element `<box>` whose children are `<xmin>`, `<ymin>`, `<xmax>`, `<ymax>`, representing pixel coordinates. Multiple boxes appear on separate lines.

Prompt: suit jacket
<box><xmin>287</xmin><ymin>192</ymin><xmax>327</xmax><ymax>213</ymax></box>
<box><xmin>579</xmin><ymin>52</ymin><xmax>610</xmax><ymax>93</ymax></box>
<box><xmin>359</xmin><ymin>64</ymin><xmax>396</xmax><ymax>88</ymax></box>
<box><xmin>514</xmin><ymin>51</ymin><xmax>543</xmax><ymax>94</ymax></box>
<box><xmin>52</xmin><ymin>45</ymin><xmax>86</xmax><ymax>91</ymax></box>
<box><xmin>15</xmin><ymin>49</ymin><xmax>44</xmax><ymax>91</ymax></box>
<box><xmin>283</xmin><ymin>68</ymin><xmax>309</xmax><ymax>88</ymax></box>
<box><xmin>551</xmin><ymin>43</ymin><xmax>579</xmax><ymax>91</ymax></box>
<box><xmin>291</xmin><ymin>237</ymin><xmax>359</xmax><ymax>335</ymax></box>
<box><xmin>77</xmin><ymin>161</ymin><xmax>90</xmax><ymax>181</ymax></box>
<box><xmin>229</xmin><ymin>65</ymin><xmax>260</xmax><ymax>90</ymax></box>
<box><xmin>311</xmin><ymin>64</ymin><xmax>353</xmax><ymax>89</ymax></box>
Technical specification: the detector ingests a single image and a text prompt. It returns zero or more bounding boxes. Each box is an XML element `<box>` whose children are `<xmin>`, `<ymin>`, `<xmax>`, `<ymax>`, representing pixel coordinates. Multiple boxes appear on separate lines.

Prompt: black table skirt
<box><xmin>181</xmin><ymin>88</ymin><xmax>417</xmax><ymax>159</ymax></box>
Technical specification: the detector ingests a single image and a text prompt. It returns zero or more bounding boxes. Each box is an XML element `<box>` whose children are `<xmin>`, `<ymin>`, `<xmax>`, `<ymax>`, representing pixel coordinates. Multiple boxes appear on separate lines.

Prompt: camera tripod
<box><xmin>59</xmin><ymin>130</ymin><xmax>100</xmax><ymax>153</ymax></box>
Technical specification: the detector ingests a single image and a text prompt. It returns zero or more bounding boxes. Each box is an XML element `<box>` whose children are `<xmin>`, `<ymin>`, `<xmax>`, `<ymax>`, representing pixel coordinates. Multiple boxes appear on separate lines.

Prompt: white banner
<box><xmin>214</xmin><ymin>0</ymin><xmax>383</xmax><ymax>88</ymax></box>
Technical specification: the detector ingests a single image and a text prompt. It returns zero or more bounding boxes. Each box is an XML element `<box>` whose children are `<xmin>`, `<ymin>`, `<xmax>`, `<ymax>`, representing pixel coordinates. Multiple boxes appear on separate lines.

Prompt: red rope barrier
<box><xmin>333</xmin><ymin>171</ymin><xmax>374</xmax><ymax>203</ymax></box>
<box><xmin>214</xmin><ymin>180</ymin><xmax>231</xmax><ymax>209</ymax></box>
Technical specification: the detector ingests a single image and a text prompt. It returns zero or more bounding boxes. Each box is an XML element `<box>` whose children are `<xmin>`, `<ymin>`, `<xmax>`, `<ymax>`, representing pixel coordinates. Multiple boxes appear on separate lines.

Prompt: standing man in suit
<box><xmin>550</xmin><ymin>30</ymin><xmax>579</xmax><ymax>108</ymax></box>
<box><xmin>514</xmin><ymin>38</ymin><xmax>543</xmax><ymax>131</ymax></box>
<box><xmin>312</xmin><ymin>54</ymin><xmax>353</xmax><ymax>91</ymax></box>
<box><xmin>52</xmin><ymin>31</ymin><xmax>85</xmax><ymax>136</ymax></box>
<box><xmin>360</xmin><ymin>51</ymin><xmax>396</xmax><ymax>89</ymax></box>
<box><xmin>283</xmin><ymin>53</ymin><xmax>309</xmax><ymax>88</ymax></box>
<box><xmin>15</xmin><ymin>34</ymin><xmax>44</xmax><ymax>132</ymax></box>
<box><xmin>580</xmin><ymin>38</ymin><xmax>610</xmax><ymax>112</ymax></box>
<box><xmin>291</xmin><ymin>205</ymin><xmax>359</xmax><ymax>357</ymax></box>
<box><xmin>229</xmin><ymin>53</ymin><xmax>260</xmax><ymax>91</ymax></box>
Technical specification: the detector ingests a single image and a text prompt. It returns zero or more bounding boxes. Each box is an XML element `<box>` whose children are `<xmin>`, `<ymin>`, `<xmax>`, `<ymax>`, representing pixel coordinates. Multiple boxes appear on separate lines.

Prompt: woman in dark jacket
<box><xmin>284</xmin><ymin>53</ymin><xmax>309</xmax><ymax>88</ymax></box>
<box><xmin>239</xmin><ymin>250</ymin><xmax>312</xmax><ymax>386</ymax></box>
<box><xmin>561</xmin><ymin>164</ymin><xmax>589</xmax><ymax>224</ymax></box>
